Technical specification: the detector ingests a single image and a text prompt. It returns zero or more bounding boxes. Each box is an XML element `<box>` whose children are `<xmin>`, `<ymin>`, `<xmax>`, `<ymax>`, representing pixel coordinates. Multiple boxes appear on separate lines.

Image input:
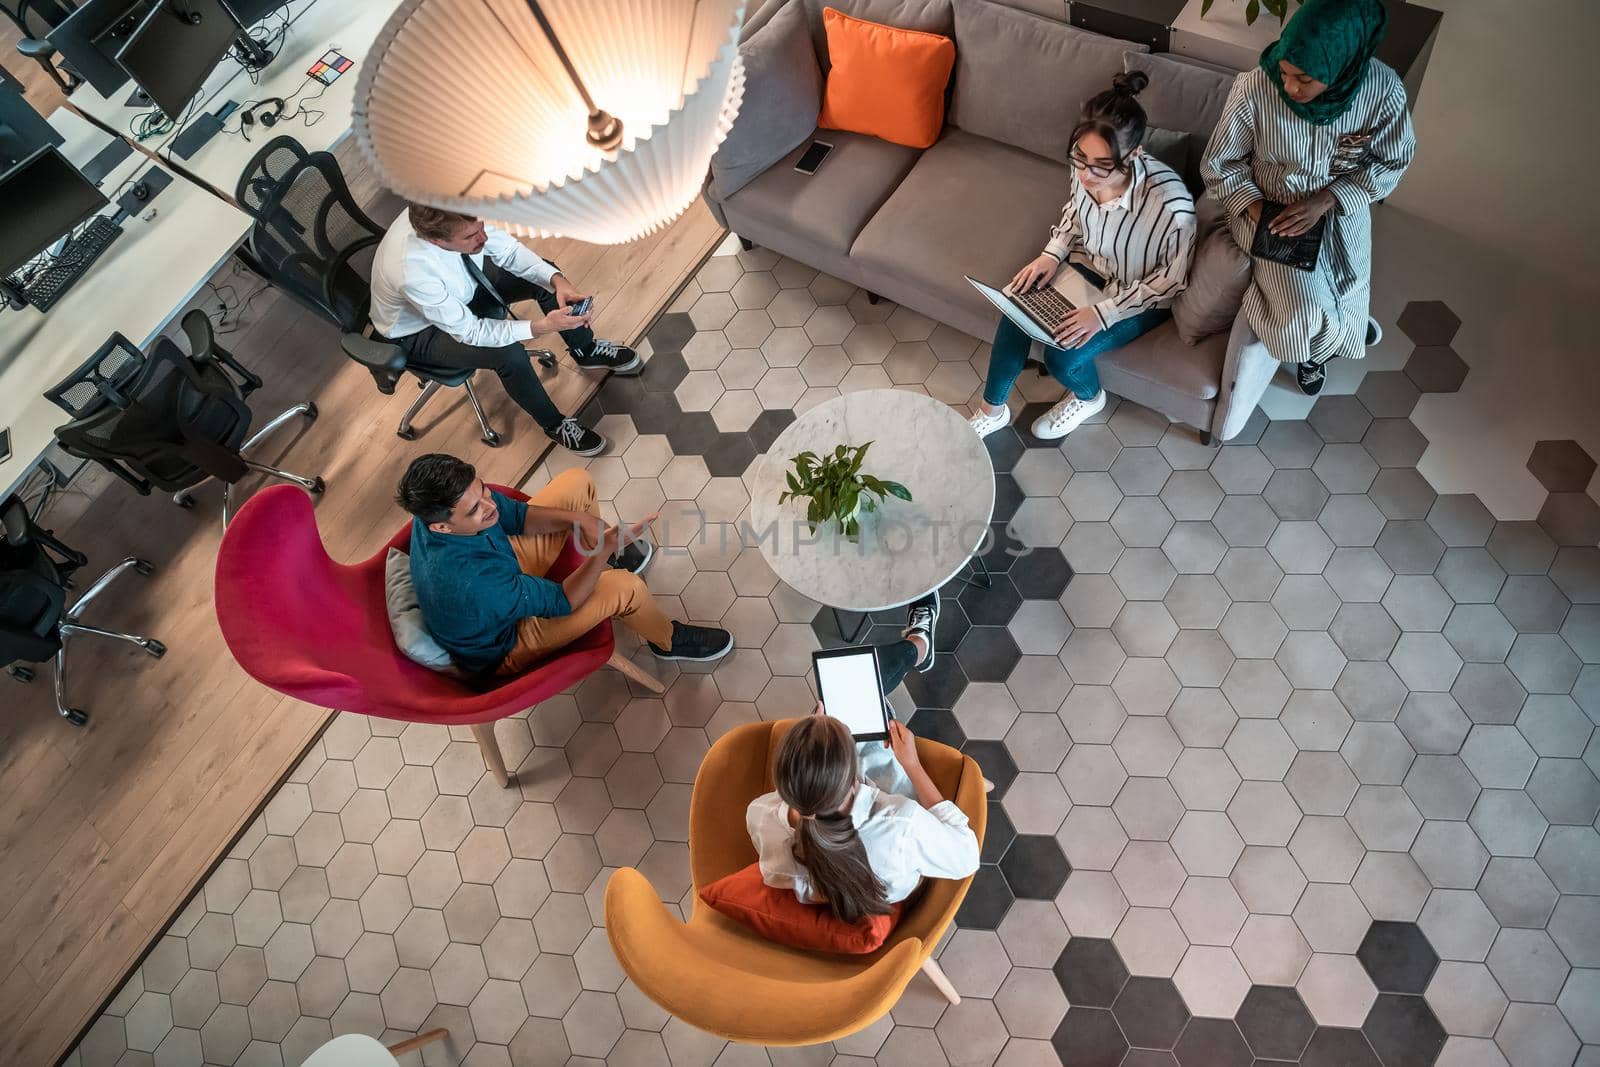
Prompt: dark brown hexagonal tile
<box><xmin>1355</xmin><ymin>371</ymin><xmax>1421</xmax><ymax>420</ymax></box>
<box><xmin>1538</xmin><ymin>492</ymin><xmax>1600</xmax><ymax>548</ymax></box>
<box><xmin>1235</xmin><ymin>985</ymin><xmax>1316</xmax><ymax>1061</ymax></box>
<box><xmin>998</xmin><ymin>834</ymin><xmax>1071</xmax><ymax>900</ymax></box>
<box><xmin>1052</xmin><ymin>1005</ymin><xmax>1128</xmax><ymax>1067</ymax></box>
<box><xmin>1113</xmin><ymin>976</ymin><xmax>1191</xmax><ymax>1050</ymax></box>
<box><xmin>1172</xmin><ymin>1018</ymin><xmax>1251</xmax><ymax>1067</ymax></box>
<box><xmin>1403</xmin><ymin>347</ymin><xmax>1468</xmax><ymax>394</ymax></box>
<box><xmin>1361</xmin><ymin>993</ymin><xmax>1446</xmax><ymax>1067</ymax></box>
<box><xmin>1526</xmin><ymin>440</ymin><xmax>1597</xmax><ymax>494</ymax></box>
<box><xmin>1301</xmin><ymin>1027</ymin><xmax>1381</xmax><ymax>1067</ymax></box>
<box><xmin>1357</xmin><ymin>922</ymin><xmax>1438</xmax><ymax>994</ymax></box>
<box><xmin>1396</xmin><ymin>301</ymin><xmax>1461</xmax><ymax>346</ymax></box>
<box><xmin>954</xmin><ymin>863</ymin><xmax>1012</xmax><ymax>930</ymax></box>
<box><xmin>1055</xmin><ymin>937</ymin><xmax>1130</xmax><ymax>1008</ymax></box>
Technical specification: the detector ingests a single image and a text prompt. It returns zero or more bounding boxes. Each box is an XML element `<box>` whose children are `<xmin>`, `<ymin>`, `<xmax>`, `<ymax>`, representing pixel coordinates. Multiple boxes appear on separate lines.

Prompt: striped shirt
<box><xmin>1200</xmin><ymin>61</ymin><xmax>1415</xmax><ymax>363</ymax></box>
<box><xmin>1041</xmin><ymin>152</ymin><xmax>1197</xmax><ymax>329</ymax></box>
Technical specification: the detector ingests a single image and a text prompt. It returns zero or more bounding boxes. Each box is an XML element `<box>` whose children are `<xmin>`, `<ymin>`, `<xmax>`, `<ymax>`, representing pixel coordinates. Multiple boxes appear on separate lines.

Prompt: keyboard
<box><xmin>11</xmin><ymin>216</ymin><xmax>124</xmax><ymax>313</ymax></box>
<box><xmin>1015</xmin><ymin>283</ymin><xmax>1076</xmax><ymax>331</ymax></box>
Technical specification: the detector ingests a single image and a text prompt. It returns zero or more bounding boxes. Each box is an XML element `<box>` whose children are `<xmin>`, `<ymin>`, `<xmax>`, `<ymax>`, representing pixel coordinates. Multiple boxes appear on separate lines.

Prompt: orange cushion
<box><xmin>816</xmin><ymin>7</ymin><xmax>955</xmax><ymax>150</ymax></box>
<box><xmin>699</xmin><ymin>862</ymin><xmax>902</xmax><ymax>954</ymax></box>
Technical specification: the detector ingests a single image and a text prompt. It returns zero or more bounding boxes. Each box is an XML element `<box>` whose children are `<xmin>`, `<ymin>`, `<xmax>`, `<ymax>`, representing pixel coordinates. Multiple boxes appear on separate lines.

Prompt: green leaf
<box><xmin>1245</xmin><ymin>0</ymin><xmax>1259</xmax><ymax>22</ymax></box>
<box><xmin>883</xmin><ymin>481</ymin><xmax>912</xmax><ymax>502</ymax></box>
<box><xmin>1201</xmin><ymin>0</ymin><xmax>1214</xmax><ymax>13</ymax></box>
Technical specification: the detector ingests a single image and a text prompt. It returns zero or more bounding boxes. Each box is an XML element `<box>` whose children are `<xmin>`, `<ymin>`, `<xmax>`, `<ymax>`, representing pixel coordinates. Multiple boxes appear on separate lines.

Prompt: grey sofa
<box><xmin>703</xmin><ymin>0</ymin><xmax>1278</xmax><ymax>443</ymax></box>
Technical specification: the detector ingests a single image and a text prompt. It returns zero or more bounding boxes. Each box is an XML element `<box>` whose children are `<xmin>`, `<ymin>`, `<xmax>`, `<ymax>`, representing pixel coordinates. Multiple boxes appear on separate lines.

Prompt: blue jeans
<box><xmin>983</xmin><ymin>267</ymin><xmax>1172</xmax><ymax>406</ymax></box>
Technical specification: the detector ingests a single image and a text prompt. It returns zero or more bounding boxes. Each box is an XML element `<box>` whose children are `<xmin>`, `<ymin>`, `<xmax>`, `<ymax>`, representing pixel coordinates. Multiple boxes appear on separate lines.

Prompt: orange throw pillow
<box><xmin>699</xmin><ymin>862</ymin><xmax>902</xmax><ymax>954</ymax></box>
<box><xmin>817</xmin><ymin>7</ymin><xmax>955</xmax><ymax>150</ymax></box>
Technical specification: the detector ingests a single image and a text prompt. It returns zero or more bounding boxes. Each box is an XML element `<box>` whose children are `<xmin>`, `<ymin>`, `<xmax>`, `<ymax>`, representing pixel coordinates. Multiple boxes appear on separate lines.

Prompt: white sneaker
<box><xmin>1031</xmin><ymin>391</ymin><xmax>1106</xmax><ymax>440</ymax></box>
<box><xmin>968</xmin><ymin>404</ymin><xmax>1012</xmax><ymax>439</ymax></box>
<box><xmin>1365</xmin><ymin>317</ymin><xmax>1383</xmax><ymax>347</ymax></box>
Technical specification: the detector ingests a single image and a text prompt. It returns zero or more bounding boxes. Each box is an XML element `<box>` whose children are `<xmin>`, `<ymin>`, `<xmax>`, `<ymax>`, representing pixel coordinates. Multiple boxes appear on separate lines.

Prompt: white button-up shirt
<box><xmin>746</xmin><ymin>780</ymin><xmax>980</xmax><ymax>906</ymax></box>
<box><xmin>369</xmin><ymin>210</ymin><xmax>559</xmax><ymax>348</ymax></box>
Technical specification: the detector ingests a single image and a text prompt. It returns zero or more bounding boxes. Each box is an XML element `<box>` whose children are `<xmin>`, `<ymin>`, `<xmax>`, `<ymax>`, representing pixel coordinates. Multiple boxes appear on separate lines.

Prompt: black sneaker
<box><xmin>903</xmin><ymin>589</ymin><xmax>939</xmax><ymax>672</ymax></box>
<box><xmin>1295</xmin><ymin>360</ymin><xmax>1327</xmax><ymax>396</ymax></box>
<box><xmin>1365</xmin><ymin>317</ymin><xmax>1382</xmax><ymax>347</ymax></box>
<box><xmin>610</xmin><ymin>538</ymin><xmax>652</xmax><ymax>575</ymax></box>
<box><xmin>649</xmin><ymin>621</ymin><xmax>734</xmax><ymax>662</ymax></box>
<box><xmin>572</xmin><ymin>339</ymin><xmax>642</xmax><ymax>376</ymax></box>
<box><xmin>548</xmin><ymin>416</ymin><xmax>607</xmax><ymax>456</ymax></box>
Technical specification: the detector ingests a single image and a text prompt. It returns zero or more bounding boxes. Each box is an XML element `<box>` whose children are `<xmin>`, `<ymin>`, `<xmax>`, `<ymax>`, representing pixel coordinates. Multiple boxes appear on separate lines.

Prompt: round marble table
<box><xmin>749</xmin><ymin>389</ymin><xmax>996</xmax><ymax>626</ymax></box>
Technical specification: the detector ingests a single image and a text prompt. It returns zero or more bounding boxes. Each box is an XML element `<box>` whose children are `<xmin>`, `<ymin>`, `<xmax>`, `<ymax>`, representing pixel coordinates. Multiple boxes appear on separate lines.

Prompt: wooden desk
<box><xmin>0</xmin><ymin>109</ymin><xmax>253</xmax><ymax>498</ymax></box>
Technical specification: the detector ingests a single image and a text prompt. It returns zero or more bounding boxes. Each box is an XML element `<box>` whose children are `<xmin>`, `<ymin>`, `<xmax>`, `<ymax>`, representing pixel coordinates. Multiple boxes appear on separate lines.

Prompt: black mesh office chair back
<box><xmin>2</xmin><ymin>0</ymin><xmax>81</xmax><ymax>92</ymax></box>
<box><xmin>49</xmin><ymin>310</ymin><xmax>324</xmax><ymax>522</ymax></box>
<box><xmin>1</xmin><ymin>493</ymin><xmax>159</xmax><ymax>727</ymax></box>
<box><xmin>49</xmin><ymin>328</ymin><xmax>254</xmax><ymax>495</ymax></box>
<box><xmin>236</xmin><ymin>135</ymin><xmax>385</xmax><ymax>332</ymax></box>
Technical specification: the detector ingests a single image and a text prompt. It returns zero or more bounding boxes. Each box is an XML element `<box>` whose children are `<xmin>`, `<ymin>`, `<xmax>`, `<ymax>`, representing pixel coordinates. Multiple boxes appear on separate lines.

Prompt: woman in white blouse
<box><xmin>746</xmin><ymin>713</ymin><xmax>980</xmax><ymax>922</ymax></box>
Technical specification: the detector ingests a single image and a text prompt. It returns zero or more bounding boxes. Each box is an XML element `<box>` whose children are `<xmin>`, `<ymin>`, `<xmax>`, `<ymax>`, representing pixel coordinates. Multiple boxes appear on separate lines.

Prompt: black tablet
<box><xmin>812</xmin><ymin>645</ymin><xmax>890</xmax><ymax>741</ymax></box>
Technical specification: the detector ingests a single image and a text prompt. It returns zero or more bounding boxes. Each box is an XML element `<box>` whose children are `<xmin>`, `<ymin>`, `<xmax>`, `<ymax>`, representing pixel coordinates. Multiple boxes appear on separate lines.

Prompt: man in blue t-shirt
<box><xmin>397</xmin><ymin>453</ymin><xmax>732</xmax><ymax>675</ymax></box>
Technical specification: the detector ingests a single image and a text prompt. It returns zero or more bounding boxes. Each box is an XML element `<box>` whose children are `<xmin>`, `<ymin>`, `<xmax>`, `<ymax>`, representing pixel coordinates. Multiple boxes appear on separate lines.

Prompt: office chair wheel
<box><xmin>535</xmin><ymin>349</ymin><xmax>557</xmax><ymax>369</ymax></box>
<box><xmin>481</xmin><ymin>430</ymin><xmax>502</xmax><ymax>447</ymax></box>
<box><xmin>309</xmin><ymin>477</ymin><xmax>326</xmax><ymax>495</ymax></box>
<box><xmin>8</xmin><ymin>666</ymin><xmax>33</xmax><ymax>683</ymax></box>
<box><xmin>396</xmin><ymin>427</ymin><xmax>418</xmax><ymax>441</ymax></box>
<box><xmin>144</xmin><ymin>640</ymin><xmax>167</xmax><ymax>659</ymax></box>
<box><xmin>133</xmin><ymin>559</ymin><xmax>155</xmax><ymax>576</ymax></box>
<box><xmin>61</xmin><ymin>708</ymin><xmax>88</xmax><ymax>727</ymax></box>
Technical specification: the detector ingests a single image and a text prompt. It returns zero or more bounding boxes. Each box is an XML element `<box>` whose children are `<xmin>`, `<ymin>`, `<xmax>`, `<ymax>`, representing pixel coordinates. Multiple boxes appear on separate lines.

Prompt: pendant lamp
<box><xmin>353</xmin><ymin>0</ymin><xmax>747</xmax><ymax>245</ymax></box>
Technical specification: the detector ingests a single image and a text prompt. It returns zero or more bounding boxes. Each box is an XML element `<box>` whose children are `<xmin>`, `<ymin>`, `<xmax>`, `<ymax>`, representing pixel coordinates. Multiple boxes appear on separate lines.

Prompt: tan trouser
<box><xmin>497</xmin><ymin>468</ymin><xmax>674</xmax><ymax>675</ymax></box>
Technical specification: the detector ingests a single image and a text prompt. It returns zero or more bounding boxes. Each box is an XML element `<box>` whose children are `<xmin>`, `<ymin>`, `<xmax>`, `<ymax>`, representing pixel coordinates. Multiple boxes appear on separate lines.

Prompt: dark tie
<box><xmin>460</xmin><ymin>252</ymin><xmax>509</xmax><ymax>313</ymax></box>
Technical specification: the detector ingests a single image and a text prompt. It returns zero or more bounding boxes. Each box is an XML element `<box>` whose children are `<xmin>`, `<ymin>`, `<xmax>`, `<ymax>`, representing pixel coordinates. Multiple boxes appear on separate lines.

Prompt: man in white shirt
<box><xmin>370</xmin><ymin>204</ymin><xmax>640</xmax><ymax>456</ymax></box>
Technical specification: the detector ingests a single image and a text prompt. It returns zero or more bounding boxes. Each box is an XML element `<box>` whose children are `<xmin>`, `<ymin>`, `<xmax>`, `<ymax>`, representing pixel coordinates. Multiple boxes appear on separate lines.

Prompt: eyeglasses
<box><xmin>1069</xmin><ymin>154</ymin><xmax>1121</xmax><ymax>179</ymax></box>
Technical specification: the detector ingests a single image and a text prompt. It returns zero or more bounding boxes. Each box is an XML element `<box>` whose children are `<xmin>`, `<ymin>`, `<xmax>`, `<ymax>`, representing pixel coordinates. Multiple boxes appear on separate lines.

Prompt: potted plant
<box><xmin>779</xmin><ymin>442</ymin><xmax>911</xmax><ymax>541</ymax></box>
<box><xmin>1201</xmin><ymin>0</ymin><xmax>1301</xmax><ymax>24</ymax></box>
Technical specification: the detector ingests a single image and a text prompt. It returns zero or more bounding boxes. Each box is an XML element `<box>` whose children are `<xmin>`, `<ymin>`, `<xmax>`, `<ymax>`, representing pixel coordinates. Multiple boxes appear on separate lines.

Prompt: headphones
<box><xmin>239</xmin><ymin>97</ymin><xmax>287</xmax><ymax>140</ymax></box>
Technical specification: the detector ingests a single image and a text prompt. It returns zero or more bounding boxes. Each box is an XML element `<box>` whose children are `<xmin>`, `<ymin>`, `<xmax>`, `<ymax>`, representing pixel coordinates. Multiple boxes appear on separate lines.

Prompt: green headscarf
<box><xmin>1260</xmin><ymin>0</ymin><xmax>1388</xmax><ymax>126</ymax></box>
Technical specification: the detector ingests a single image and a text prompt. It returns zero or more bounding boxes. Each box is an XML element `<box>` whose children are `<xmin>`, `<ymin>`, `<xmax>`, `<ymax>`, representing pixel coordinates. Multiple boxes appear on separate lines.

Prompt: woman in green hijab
<box><xmin>1201</xmin><ymin>0</ymin><xmax>1416</xmax><ymax>395</ymax></box>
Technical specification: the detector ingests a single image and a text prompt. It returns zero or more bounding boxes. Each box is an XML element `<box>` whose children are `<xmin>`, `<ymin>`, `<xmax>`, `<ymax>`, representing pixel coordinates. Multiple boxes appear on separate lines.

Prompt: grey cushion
<box><xmin>1099</xmin><ymin>318</ymin><xmax>1226</xmax><ymax>403</ymax></box>
<box><xmin>384</xmin><ymin>547</ymin><xmax>457</xmax><ymax>673</ymax></box>
<box><xmin>1171</xmin><ymin>196</ymin><xmax>1251</xmax><ymax>345</ymax></box>
<box><xmin>949</xmin><ymin>2</ymin><xmax>1144</xmax><ymax>163</ymax></box>
<box><xmin>801</xmin><ymin>0</ymin><xmax>954</xmax><ymax>71</ymax></box>
<box><xmin>722</xmin><ymin>128</ymin><xmax>924</xmax><ymax>258</ymax></box>
<box><xmin>1141</xmin><ymin>126</ymin><xmax>1206</xmax><ymax>196</ymax></box>
<box><xmin>850</xmin><ymin>128</ymin><xmax>1069</xmax><ymax>329</ymax></box>
<box><xmin>710</xmin><ymin>0</ymin><xmax>823</xmax><ymax>201</ymax></box>
<box><xmin>1123</xmin><ymin>51</ymin><xmax>1236</xmax><ymax>137</ymax></box>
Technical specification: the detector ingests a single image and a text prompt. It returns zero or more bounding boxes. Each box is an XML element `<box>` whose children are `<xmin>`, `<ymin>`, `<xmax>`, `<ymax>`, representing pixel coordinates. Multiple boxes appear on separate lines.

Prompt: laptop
<box><xmin>966</xmin><ymin>266</ymin><xmax>1107</xmax><ymax>347</ymax></box>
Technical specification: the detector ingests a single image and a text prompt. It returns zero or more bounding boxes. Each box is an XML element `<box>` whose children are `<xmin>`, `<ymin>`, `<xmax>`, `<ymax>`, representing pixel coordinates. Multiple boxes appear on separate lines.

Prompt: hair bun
<box><xmin>1112</xmin><ymin>71</ymin><xmax>1149</xmax><ymax>97</ymax></box>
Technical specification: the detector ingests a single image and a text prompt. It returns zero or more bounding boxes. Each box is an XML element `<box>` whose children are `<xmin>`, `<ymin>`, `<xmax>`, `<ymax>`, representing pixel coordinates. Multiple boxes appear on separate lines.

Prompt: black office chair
<box><xmin>234</xmin><ymin>134</ymin><xmax>555</xmax><ymax>448</ymax></box>
<box><xmin>1</xmin><ymin>0</ymin><xmax>82</xmax><ymax>94</ymax></box>
<box><xmin>48</xmin><ymin>310</ymin><xmax>324</xmax><ymax>527</ymax></box>
<box><xmin>1</xmin><ymin>494</ymin><xmax>162</xmax><ymax>726</ymax></box>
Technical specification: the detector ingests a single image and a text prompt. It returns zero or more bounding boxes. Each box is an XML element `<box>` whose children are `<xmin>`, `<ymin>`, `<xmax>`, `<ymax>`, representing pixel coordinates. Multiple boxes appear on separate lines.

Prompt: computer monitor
<box><xmin>0</xmin><ymin>88</ymin><xmax>63</xmax><ymax>170</ymax></box>
<box><xmin>0</xmin><ymin>147</ymin><xmax>109</xmax><ymax>279</ymax></box>
<box><xmin>47</xmin><ymin>0</ymin><xmax>151</xmax><ymax>99</ymax></box>
<box><xmin>115</xmin><ymin>0</ymin><xmax>259</xmax><ymax>122</ymax></box>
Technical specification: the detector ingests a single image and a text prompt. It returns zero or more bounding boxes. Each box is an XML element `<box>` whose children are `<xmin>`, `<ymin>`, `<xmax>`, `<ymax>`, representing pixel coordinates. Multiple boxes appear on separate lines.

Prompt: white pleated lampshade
<box><xmin>353</xmin><ymin>0</ymin><xmax>747</xmax><ymax>245</ymax></box>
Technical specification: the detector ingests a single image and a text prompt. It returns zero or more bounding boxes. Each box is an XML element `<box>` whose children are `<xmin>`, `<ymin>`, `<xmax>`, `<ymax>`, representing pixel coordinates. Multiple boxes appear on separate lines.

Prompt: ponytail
<box><xmin>776</xmin><ymin>717</ymin><xmax>895</xmax><ymax>925</ymax></box>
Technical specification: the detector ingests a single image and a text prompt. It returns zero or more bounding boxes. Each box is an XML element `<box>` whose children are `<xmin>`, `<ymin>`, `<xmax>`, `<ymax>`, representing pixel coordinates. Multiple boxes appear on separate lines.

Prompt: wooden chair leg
<box><xmin>607</xmin><ymin>650</ymin><xmax>665</xmax><ymax>694</ymax></box>
<box><xmin>470</xmin><ymin>722</ymin><xmax>512</xmax><ymax>788</ymax></box>
<box><xmin>386</xmin><ymin>1028</ymin><xmax>449</xmax><ymax>1056</ymax></box>
<box><xmin>921</xmin><ymin>958</ymin><xmax>961</xmax><ymax>1005</ymax></box>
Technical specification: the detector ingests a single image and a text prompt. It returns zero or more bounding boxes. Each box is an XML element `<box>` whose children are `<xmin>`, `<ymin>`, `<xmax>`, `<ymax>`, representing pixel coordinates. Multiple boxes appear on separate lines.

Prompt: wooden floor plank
<box><xmin>0</xmin><ymin>128</ymin><xmax>723</xmax><ymax>1062</ymax></box>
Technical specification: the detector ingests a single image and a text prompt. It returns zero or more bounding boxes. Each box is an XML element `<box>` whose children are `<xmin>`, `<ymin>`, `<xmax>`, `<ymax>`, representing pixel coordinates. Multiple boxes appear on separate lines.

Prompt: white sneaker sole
<box><xmin>1031</xmin><ymin>393</ymin><xmax>1106</xmax><ymax>440</ymax></box>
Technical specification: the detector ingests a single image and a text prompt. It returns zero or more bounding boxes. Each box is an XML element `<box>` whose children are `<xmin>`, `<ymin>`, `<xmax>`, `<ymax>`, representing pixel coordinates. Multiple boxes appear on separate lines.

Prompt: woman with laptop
<box><xmin>1201</xmin><ymin>0</ymin><xmax>1416</xmax><ymax>395</ymax></box>
<box><xmin>969</xmin><ymin>71</ymin><xmax>1197</xmax><ymax>442</ymax></box>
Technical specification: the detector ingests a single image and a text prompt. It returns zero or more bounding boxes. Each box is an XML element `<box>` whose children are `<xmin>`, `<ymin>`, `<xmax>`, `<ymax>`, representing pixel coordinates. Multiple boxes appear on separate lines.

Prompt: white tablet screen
<box><xmin>815</xmin><ymin>649</ymin><xmax>888</xmax><ymax>738</ymax></box>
